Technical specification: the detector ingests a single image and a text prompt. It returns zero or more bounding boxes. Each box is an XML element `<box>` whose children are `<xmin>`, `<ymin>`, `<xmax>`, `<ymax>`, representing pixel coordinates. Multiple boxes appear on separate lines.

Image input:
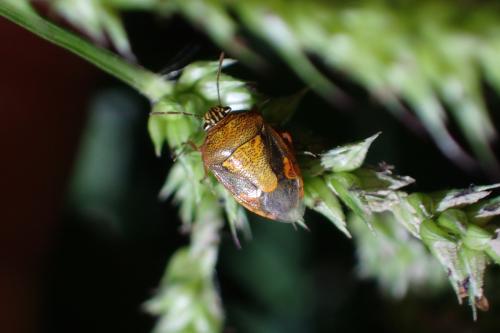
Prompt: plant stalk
<box><xmin>0</xmin><ymin>0</ymin><xmax>171</xmax><ymax>101</ymax></box>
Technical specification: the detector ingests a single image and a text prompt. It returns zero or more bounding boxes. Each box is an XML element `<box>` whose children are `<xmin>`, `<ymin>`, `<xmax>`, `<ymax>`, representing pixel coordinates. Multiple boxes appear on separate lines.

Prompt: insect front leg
<box><xmin>171</xmin><ymin>140</ymin><xmax>200</xmax><ymax>161</ymax></box>
<box><xmin>297</xmin><ymin>151</ymin><xmax>320</xmax><ymax>158</ymax></box>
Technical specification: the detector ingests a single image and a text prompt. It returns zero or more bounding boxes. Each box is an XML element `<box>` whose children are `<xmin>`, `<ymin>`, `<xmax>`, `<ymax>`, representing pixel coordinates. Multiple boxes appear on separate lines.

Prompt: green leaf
<box><xmin>391</xmin><ymin>193</ymin><xmax>432</xmax><ymax>238</ymax></box>
<box><xmin>464</xmin><ymin>225</ymin><xmax>500</xmax><ymax>264</ymax></box>
<box><xmin>389</xmin><ymin>42</ymin><xmax>475</xmax><ymax>167</ymax></box>
<box><xmin>146</xmin><ymin>246</ymin><xmax>223</xmax><ymax>333</ymax></box>
<box><xmin>177</xmin><ymin>59</ymin><xmax>235</xmax><ymax>86</ymax></box>
<box><xmin>172</xmin><ymin>0</ymin><xmax>261</xmax><ymax>64</ymax></box>
<box><xmin>146</xmin><ymin>193</ymin><xmax>224</xmax><ymax>333</ymax></box>
<box><xmin>147</xmin><ymin>115</ymin><xmax>168</xmax><ymax>157</ymax></box>
<box><xmin>99</xmin><ymin>5</ymin><xmax>135</xmax><ymax>58</ymax></box>
<box><xmin>420</xmin><ymin>219</ymin><xmax>465</xmax><ymax>300</ymax></box>
<box><xmin>351</xmin><ymin>213</ymin><xmax>446</xmax><ymax>298</ymax></box>
<box><xmin>3</xmin><ymin>0</ymin><xmax>31</xmax><ymax>10</ymax></box>
<box><xmin>437</xmin><ymin>209</ymin><xmax>468</xmax><ymax>237</ymax></box>
<box><xmin>486</xmin><ymin>230</ymin><xmax>500</xmax><ymax>265</ymax></box>
<box><xmin>463</xmin><ymin>225</ymin><xmax>492</xmax><ymax>252</ymax></box>
<box><xmin>158</xmin><ymin>154</ymin><xmax>205</xmax><ymax>225</ymax></box>
<box><xmin>321</xmin><ymin>133</ymin><xmax>380</xmax><ymax>172</ymax></box>
<box><xmin>148</xmin><ymin>99</ymin><xmax>199</xmax><ymax>155</ymax></box>
<box><xmin>235</xmin><ymin>1</ymin><xmax>339</xmax><ymax>98</ymax></box>
<box><xmin>458</xmin><ymin>247</ymin><xmax>489</xmax><ymax>319</ymax></box>
<box><xmin>363</xmin><ymin>190</ymin><xmax>405</xmax><ymax>213</ymax></box>
<box><xmin>353</xmin><ymin>167</ymin><xmax>415</xmax><ymax>191</ymax></box>
<box><xmin>304</xmin><ymin>177</ymin><xmax>349</xmax><ymax>237</ymax></box>
<box><xmin>176</xmin><ymin>59</ymin><xmax>256</xmax><ymax>110</ymax></box>
<box><xmin>52</xmin><ymin>0</ymin><xmax>134</xmax><ymax>58</ymax></box>
<box><xmin>327</xmin><ymin>173</ymin><xmax>372</xmax><ymax>226</ymax></box>
<box><xmin>467</xmin><ymin>196</ymin><xmax>500</xmax><ymax>222</ymax></box>
<box><xmin>431</xmin><ymin>32</ymin><xmax>497</xmax><ymax>167</ymax></box>
<box><xmin>432</xmin><ymin>184</ymin><xmax>500</xmax><ymax>213</ymax></box>
<box><xmin>53</xmin><ymin>0</ymin><xmax>105</xmax><ymax>42</ymax></box>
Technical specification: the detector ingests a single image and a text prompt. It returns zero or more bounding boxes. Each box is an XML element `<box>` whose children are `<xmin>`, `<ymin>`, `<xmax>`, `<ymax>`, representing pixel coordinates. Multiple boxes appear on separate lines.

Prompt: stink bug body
<box><xmin>153</xmin><ymin>53</ymin><xmax>305</xmax><ymax>222</ymax></box>
<box><xmin>200</xmin><ymin>106</ymin><xmax>305</xmax><ymax>222</ymax></box>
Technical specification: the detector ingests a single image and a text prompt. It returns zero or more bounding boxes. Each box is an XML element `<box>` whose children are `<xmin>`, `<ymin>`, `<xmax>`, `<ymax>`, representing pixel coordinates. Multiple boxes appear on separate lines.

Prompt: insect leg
<box><xmin>297</xmin><ymin>151</ymin><xmax>320</xmax><ymax>158</ymax></box>
<box><xmin>279</xmin><ymin>131</ymin><xmax>294</xmax><ymax>147</ymax></box>
<box><xmin>171</xmin><ymin>140</ymin><xmax>200</xmax><ymax>161</ymax></box>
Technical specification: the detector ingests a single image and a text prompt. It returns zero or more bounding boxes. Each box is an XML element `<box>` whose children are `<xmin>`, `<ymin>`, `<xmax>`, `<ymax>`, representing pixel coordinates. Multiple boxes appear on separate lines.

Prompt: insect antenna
<box><xmin>216</xmin><ymin>51</ymin><xmax>225</xmax><ymax>106</ymax></box>
<box><xmin>158</xmin><ymin>43</ymin><xmax>200</xmax><ymax>79</ymax></box>
<box><xmin>149</xmin><ymin>111</ymin><xmax>203</xmax><ymax>119</ymax></box>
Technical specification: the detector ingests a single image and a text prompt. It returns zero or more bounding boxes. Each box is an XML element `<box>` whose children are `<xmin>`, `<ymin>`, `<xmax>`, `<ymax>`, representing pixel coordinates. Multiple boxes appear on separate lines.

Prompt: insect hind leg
<box><xmin>279</xmin><ymin>131</ymin><xmax>294</xmax><ymax>147</ymax></box>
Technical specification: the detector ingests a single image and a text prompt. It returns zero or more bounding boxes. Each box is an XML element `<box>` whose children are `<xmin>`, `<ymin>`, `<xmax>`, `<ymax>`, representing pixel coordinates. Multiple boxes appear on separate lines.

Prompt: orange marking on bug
<box><xmin>283</xmin><ymin>156</ymin><xmax>298</xmax><ymax>179</ymax></box>
<box><xmin>222</xmin><ymin>135</ymin><xmax>278</xmax><ymax>193</ymax></box>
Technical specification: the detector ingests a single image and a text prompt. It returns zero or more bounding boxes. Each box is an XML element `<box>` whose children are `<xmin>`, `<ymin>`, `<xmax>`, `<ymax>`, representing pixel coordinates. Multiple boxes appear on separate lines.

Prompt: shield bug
<box><xmin>153</xmin><ymin>53</ymin><xmax>305</xmax><ymax>222</ymax></box>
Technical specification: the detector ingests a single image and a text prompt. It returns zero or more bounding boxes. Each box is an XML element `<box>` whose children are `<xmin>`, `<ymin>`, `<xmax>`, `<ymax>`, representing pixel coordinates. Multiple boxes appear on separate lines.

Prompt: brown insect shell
<box><xmin>200</xmin><ymin>108</ymin><xmax>305</xmax><ymax>222</ymax></box>
<box><xmin>201</xmin><ymin>110</ymin><xmax>263</xmax><ymax>167</ymax></box>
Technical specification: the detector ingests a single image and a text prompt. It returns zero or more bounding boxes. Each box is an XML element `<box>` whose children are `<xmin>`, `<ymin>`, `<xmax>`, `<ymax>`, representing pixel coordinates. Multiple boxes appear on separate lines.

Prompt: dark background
<box><xmin>1</xmin><ymin>12</ymin><xmax>499</xmax><ymax>333</ymax></box>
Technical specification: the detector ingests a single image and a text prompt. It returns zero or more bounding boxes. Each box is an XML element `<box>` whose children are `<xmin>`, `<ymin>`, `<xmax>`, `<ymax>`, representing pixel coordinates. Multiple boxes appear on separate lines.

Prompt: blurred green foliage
<box><xmin>44</xmin><ymin>0</ymin><xmax>500</xmax><ymax>171</ymax></box>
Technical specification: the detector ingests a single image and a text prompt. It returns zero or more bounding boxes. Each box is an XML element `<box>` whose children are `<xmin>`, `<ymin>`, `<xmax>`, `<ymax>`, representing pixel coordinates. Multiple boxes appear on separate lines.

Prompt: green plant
<box><xmin>3</xmin><ymin>1</ymin><xmax>500</xmax><ymax>331</ymax></box>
